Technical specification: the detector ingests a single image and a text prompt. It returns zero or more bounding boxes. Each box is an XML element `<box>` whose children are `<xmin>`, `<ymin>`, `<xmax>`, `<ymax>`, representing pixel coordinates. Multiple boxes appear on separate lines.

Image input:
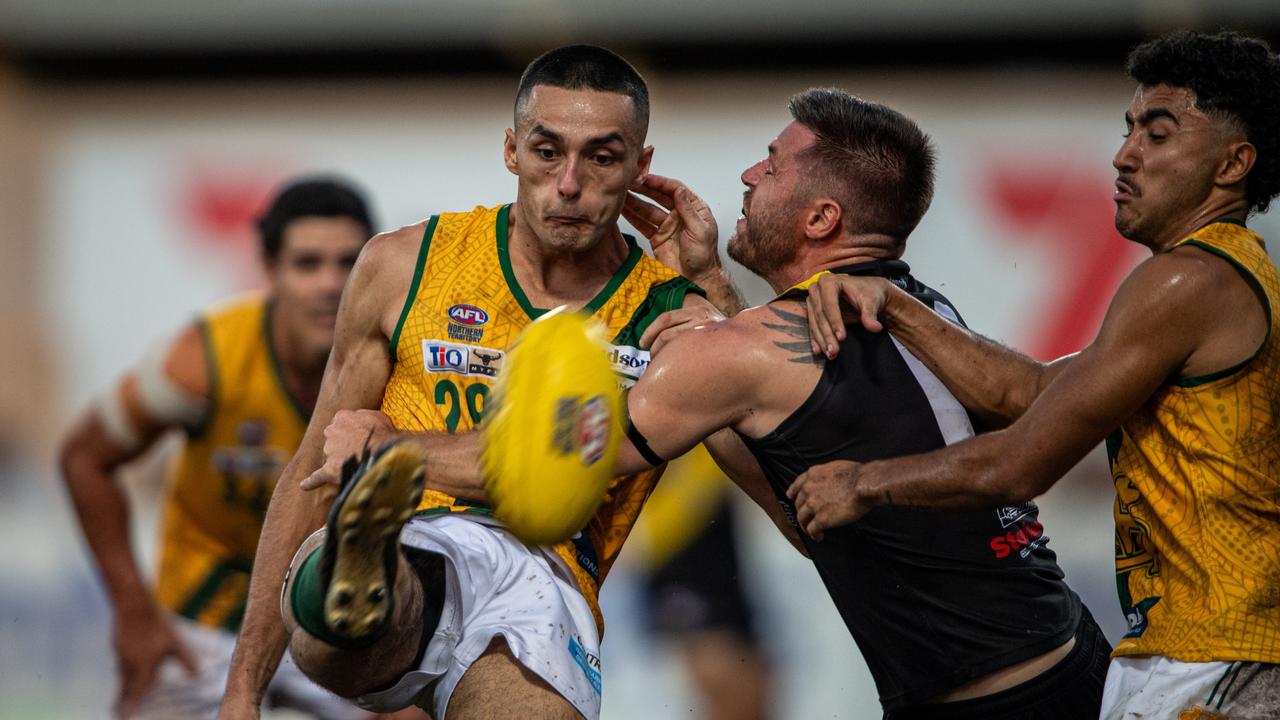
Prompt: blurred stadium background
<box><xmin>2</xmin><ymin>2</ymin><xmax>1279</xmax><ymax>718</ymax></box>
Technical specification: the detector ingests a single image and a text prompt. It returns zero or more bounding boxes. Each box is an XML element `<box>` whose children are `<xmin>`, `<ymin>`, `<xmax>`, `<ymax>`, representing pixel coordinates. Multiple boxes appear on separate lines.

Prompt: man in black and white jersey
<box><xmin>607</xmin><ymin>88</ymin><xmax>1112</xmax><ymax>718</ymax></box>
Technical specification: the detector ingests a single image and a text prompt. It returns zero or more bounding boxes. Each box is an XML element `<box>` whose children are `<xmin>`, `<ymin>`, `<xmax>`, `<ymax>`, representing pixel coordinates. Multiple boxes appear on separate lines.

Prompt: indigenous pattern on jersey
<box><xmin>381</xmin><ymin>204</ymin><xmax>700</xmax><ymax>631</ymax></box>
<box><xmin>739</xmin><ymin>260</ymin><xmax>1082</xmax><ymax>710</ymax></box>
<box><xmin>1109</xmin><ymin>219</ymin><xmax>1280</xmax><ymax>664</ymax></box>
<box><xmin>154</xmin><ymin>294</ymin><xmax>309</xmax><ymax>630</ymax></box>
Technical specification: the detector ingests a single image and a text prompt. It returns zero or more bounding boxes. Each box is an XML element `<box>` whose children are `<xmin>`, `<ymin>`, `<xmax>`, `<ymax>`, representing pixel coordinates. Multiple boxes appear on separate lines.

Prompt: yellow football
<box><xmin>482</xmin><ymin>308</ymin><xmax>622</xmax><ymax>545</ymax></box>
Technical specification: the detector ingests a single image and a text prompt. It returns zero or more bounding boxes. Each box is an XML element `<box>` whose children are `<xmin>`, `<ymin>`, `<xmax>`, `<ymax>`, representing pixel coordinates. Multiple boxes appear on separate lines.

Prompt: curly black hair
<box><xmin>1127</xmin><ymin>30</ymin><xmax>1280</xmax><ymax>214</ymax></box>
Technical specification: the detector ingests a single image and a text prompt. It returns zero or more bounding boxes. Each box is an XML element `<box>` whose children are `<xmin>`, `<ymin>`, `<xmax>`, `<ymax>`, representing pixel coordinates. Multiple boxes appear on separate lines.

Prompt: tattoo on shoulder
<box><xmin>763</xmin><ymin>306</ymin><xmax>824</xmax><ymax>365</ymax></box>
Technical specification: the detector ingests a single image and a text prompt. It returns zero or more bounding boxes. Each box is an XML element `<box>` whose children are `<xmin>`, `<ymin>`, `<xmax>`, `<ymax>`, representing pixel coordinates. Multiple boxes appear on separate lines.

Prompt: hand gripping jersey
<box><xmin>155</xmin><ymin>294</ymin><xmax>308</xmax><ymax>630</ymax></box>
<box><xmin>739</xmin><ymin>260</ymin><xmax>1081</xmax><ymax>711</ymax></box>
<box><xmin>1109</xmin><ymin>219</ymin><xmax>1280</xmax><ymax>664</ymax></box>
<box><xmin>380</xmin><ymin>204</ymin><xmax>700</xmax><ymax>632</ymax></box>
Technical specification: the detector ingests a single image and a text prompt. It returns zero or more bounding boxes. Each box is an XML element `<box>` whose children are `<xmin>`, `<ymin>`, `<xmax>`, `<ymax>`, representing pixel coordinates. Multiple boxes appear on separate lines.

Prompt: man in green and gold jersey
<box><xmin>60</xmin><ymin>177</ymin><xmax>376</xmax><ymax>718</ymax></box>
<box><xmin>219</xmin><ymin>45</ymin><xmax>759</xmax><ymax>720</ymax></box>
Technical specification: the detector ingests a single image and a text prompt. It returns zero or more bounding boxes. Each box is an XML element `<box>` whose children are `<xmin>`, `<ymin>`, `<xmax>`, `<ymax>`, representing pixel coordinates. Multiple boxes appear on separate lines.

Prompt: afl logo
<box><xmin>448</xmin><ymin>304</ymin><xmax>489</xmax><ymax>326</ymax></box>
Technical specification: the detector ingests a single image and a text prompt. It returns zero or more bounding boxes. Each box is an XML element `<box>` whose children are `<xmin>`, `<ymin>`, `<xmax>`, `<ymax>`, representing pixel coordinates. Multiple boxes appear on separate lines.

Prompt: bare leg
<box><xmin>446</xmin><ymin>638</ymin><xmax>583</xmax><ymax>720</ymax></box>
<box><xmin>684</xmin><ymin>630</ymin><xmax>772</xmax><ymax>720</ymax></box>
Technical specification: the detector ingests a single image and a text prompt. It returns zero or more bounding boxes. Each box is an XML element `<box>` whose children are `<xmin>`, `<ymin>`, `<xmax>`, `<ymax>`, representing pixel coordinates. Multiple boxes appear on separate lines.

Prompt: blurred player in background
<box><xmin>220</xmin><ymin>45</ymin><xmax>747</xmax><ymax>720</ymax></box>
<box><xmin>790</xmin><ymin>29</ymin><xmax>1280</xmax><ymax>720</ymax></box>
<box><xmin>59</xmin><ymin>176</ymin><xmax>377</xmax><ymax>719</ymax></box>
<box><xmin>632</xmin><ymin>448</ymin><xmax>771</xmax><ymax>720</ymax></box>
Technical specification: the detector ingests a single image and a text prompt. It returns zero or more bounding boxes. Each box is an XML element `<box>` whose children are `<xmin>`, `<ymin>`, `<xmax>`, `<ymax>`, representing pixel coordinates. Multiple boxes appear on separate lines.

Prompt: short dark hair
<box><xmin>787</xmin><ymin>88</ymin><xmax>936</xmax><ymax>242</ymax></box>
<box><xmin>1127</xmin><ymin>29</ymin><xmax>1280</xmax><ymax>214</ymax></box>
<box><xmin>257</xmin><ymin>176</ymin><xmax>375</xmax><ymax>259</ymax></box>
<box><xmin>514</xmin><ymin>45</ymin><xmax>649</xmax><ymax>136</ymax></box>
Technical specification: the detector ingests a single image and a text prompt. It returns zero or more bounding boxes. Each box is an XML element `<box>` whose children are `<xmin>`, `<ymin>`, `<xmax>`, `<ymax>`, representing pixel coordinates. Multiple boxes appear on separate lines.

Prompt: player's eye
<box><xmin>293</xmin><ymin>256</ymin><xmax>321</xmax><ymax>271</ymax></box>
<box><xmin>535</xmin><ymin>147</ymin><xmax>557</xmax><ymax>160</ymax></box>
<box><xmin>592</xmin><ymin>153</ymin><xmax>615</xmax><ymax>166</ymax></box>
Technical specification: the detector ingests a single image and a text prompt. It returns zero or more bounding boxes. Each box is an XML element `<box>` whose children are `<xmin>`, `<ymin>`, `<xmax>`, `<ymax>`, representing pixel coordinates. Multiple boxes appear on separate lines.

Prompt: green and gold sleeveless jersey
<box><xmin>154</xmin><ymin>294</ymin><xmax>308</xmax><ymax>630</ymax></box>
<box><xmin>1110</xmin><ymin>219</ymin><xmax>1280</xmax><ymax>663</ymax></box>
<box><xmin>381</xmin><ymin>203</ymin><xmax>700</xmax><ymax>631</ymax></box>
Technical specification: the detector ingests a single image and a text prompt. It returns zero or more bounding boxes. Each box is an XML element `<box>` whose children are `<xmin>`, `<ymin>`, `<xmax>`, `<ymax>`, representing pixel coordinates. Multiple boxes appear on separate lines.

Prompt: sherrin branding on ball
<box><xmin>482</xmin><ymin>308</ymin><xmax>622</xmax><ymax>545</ymax></box>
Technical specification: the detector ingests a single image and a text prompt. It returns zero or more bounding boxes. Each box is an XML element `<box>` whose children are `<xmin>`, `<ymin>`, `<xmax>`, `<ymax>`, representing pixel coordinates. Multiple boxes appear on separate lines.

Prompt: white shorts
<box><xmin>1101</xmin><ymin>655</ymin><xmax>1280</xmax><ymax>719</ymax></box>
<box><xmin>300</xmin><ymin>513</ymin><xmax>603</xmax><ymax>720</ymax></box>
<box><xmin>133</xmin><ymin>613</ymin><xmax>359</xmax><ymax>720</ymax></box>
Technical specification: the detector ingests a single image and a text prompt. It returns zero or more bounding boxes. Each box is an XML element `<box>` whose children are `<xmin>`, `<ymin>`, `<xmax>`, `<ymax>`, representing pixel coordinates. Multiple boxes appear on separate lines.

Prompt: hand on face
<box><xmin>787</xmin><ymin>460</ymin><xmax>874</xmax><ymax>540</ymax></box>
<box><xmin>622</xmin><ymin>174</ymin><xmax>722</xmax><ymax>281</ymax></box>
<box><xmin>300</xmin><ymin>409</ymin><xmax>397</xmax><ymax>491</ymax></box>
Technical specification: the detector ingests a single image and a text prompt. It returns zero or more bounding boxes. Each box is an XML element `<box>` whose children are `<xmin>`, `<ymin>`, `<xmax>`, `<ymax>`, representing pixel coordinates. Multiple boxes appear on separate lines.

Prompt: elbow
<box><xmin>989</xmin><ymin>363</ymin><xmax>1051</xmax><ymax>423</ymax></box>
<box><xmin>58</xmin><ymin>430</ymin><xmax>114</xmax><ymax>493</ymax></box>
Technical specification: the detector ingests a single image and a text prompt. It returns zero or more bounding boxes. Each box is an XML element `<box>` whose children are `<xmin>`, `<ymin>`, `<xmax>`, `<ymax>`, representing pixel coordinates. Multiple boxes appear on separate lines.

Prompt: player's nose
<box><xmin>557</xmin><ymin>157</ymin><xmax>583</xmax><ymax>199</ymax></box>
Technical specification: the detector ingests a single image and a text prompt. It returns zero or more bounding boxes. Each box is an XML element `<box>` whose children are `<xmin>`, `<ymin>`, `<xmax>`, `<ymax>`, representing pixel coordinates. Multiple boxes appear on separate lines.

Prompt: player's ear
<box><xmin>804</xmin><ymin>198</ymin><xmax>842</xmax><ymax>241</ymax></box>
<box><xmin>1217</xmin><ymin>139</ymin><xmax>1255</xmax><ymax>190</ymax></box>
<box><xmin>503</xmin><ymin>128</ymin><xmax>519</xmax><ymax>176</ymax></box>
<box><xmin>633</xmin><ymin>145</ymin><xmax>655</xmax><ymax>186</ymax></box>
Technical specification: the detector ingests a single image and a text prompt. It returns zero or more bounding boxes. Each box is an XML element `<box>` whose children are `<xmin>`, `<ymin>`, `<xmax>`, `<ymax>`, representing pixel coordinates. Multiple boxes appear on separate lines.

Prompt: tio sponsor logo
<box><xmin>990</xmin><ymin>520</ymin><xmax>1045</xmax><ymax>559</ymax></box>
<box><xmin>426</xmin><ymin>344</ymin><xmax>468</xmax><ymax>374</ymax></box>
<box><xmin>423</xmin><ymin>340</ymin><xmax>504</xmax><ymax>377</ymax></box>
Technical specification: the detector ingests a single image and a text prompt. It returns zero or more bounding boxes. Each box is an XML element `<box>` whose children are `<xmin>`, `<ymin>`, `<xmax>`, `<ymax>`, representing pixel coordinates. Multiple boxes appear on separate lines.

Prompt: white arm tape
<box><xmin>135</xmin><ymin>340</ymin><xmax>209</xmax><ymax>430</ymax></box>
<box><xmin>93</xmin><ymin>384</ymin><xmax>144</xmax><ymax>452</ymax></box>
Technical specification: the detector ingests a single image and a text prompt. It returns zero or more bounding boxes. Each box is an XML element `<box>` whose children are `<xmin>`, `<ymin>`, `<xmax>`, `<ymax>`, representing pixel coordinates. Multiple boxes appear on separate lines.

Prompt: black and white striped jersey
<box><xmin>738</xmin><ymin>259</ymin><xmax>1081</xmax><ymax>711</ymax></box>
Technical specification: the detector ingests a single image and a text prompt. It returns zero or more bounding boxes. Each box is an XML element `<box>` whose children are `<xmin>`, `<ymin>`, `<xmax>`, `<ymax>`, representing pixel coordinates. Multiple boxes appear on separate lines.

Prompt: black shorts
<box><xmin>643</xmin><ymin>499</ymin><xmax>756</xmax><ymax>643</ymax></box>
<box><xmin>886</xmin><ymin>607</ymin><xmax>1112</xmax><ymax>720</ymax></box>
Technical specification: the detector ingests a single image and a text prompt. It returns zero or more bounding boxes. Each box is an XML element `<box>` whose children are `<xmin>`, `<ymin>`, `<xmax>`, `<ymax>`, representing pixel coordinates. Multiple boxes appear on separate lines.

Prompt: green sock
<box><xmin>289</xmin><ymin>545</ymin><xmax>393</xmax><ymax>649</ymax></box>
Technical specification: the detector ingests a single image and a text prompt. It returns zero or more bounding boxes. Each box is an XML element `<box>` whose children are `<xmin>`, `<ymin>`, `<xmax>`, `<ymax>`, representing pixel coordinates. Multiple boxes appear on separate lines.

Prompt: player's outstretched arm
<box><xmin>620</xmin><ymin>320</ymin><xmax>757</xmax><ymax>475</ymax></box>
<box><xmin>623</xmin><ymin>174</ymin><xmax>746</xmax><ymax>316</ymax></box>
<box><xmin>789</xmin><ymin>251</ymin><xmax>1223</xmax><ymax>538</ymax></box>
<box><xmin>221</xmin><ymin>227</ymin><xmax>418</xmax><ymax>718</ymax></box>
<box><xmin>59</xmin><ymin>327</ymin><xmax>208</xmax><ymax>717</ymax></box>
<box><xmin>805</xmin><ymin>272</ymin><xmax>1071</xmax><ymax>426</ymax></box>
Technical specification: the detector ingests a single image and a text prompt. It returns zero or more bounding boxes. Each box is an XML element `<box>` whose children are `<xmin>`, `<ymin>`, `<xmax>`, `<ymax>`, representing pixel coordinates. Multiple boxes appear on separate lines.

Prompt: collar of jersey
<box><xmin>781</xmin><ymin>259</ymin><xmax>912</xmax><ymax>298</ymax></box>
<box><xmin>495</xmin><ymin>203</ymin><xmax>644</xmax><ymax>320</ymax></box>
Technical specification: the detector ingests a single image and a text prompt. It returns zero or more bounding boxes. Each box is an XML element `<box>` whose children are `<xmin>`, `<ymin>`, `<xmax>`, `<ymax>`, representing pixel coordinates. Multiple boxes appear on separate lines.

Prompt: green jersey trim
<box><xmin>496</xmin><ymin>203</ymin><xmax>646</xmax><ymax>320</ymax></box>
<box><xmin>611</xmin><ymin>276</ymin><xmax>706</xmax><ymax>347</ymax></box>
<box><xmin>263</xmin><ymin>298</ymin><xmax>311</xmax><ymax>424</ymax></box>
<box><xmin>189</xmin><ymin>316</ymin><xmax>219</xmax><ymax>439</ymax></box>
<box><xmin>388</xmin><ymin>216</ymin><xmax>439</xmax><ymax>360</ymax></box>
<box><xmin>177</xmin><ymin>559</ymin><xmax>252</xmax><ymax>627</ymax></box>
<box><xmin>1172</xmin><ymin>239</ymin><xmax>1272</xmax><ymax>388</ymax></box>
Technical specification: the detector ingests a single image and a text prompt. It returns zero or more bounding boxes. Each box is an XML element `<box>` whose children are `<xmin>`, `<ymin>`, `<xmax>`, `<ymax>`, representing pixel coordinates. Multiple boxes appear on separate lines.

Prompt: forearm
<box><xmin>884</xmin><ymin>287</ymin><xmax>1051</xmax><ymax>423</ymax></box>
<box><xmin>61</xmin><ymin>454</ymin><xmax>155</xmax><ymax>616</ymax></box>
<box><xmin>406</xmin><ymin>430</ymin><xmax>487</xmax><ymax>503</ymax></box>
<box><xmin>856</xmin><ymin>409</ymin><xmax>1095</xmax><ymax>513</ymax></box>
<box><xmin>692</xmin><ymin>266</ymin><xmax>747</xmax><ymax>317</ymax></box>
<box><xmin>227</xmin><ymin>460</ymin><xmax>330</xmax><ymax>702</ymax></box>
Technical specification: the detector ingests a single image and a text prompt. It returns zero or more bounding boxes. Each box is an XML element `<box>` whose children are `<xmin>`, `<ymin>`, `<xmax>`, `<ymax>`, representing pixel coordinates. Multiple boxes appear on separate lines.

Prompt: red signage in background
<box><xmin>985</xmin><ymin>159</ymin><xmax>1145</xmax><ymax>361</ymax></box>
<box><xmin>179</xmin><ymin>164</ymin><xmax>293</xmax><ymax>289</ymax></box>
